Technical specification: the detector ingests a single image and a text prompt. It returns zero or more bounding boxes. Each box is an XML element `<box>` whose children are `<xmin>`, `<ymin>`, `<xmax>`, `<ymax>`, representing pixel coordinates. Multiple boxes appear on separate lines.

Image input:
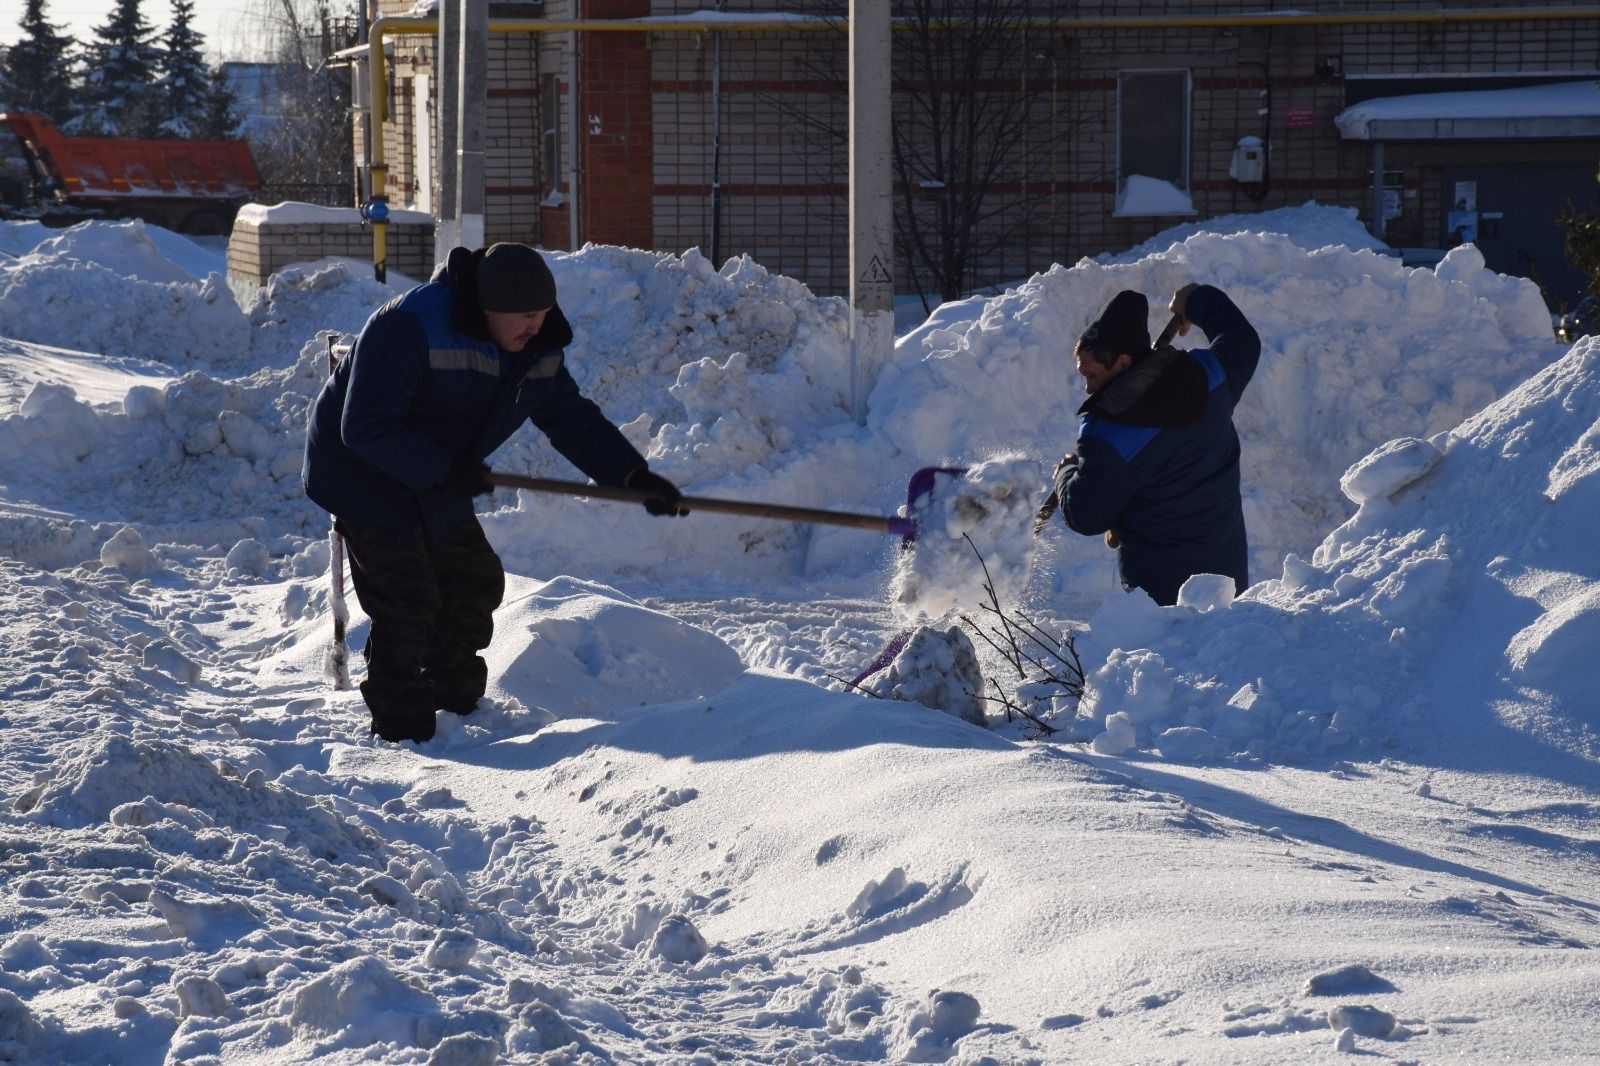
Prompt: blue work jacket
<box><xmin>303</xmin><ymin>247</ymin><xmax>644</xmax><ymax>539</ymax></box>
<box><xmin>1058</xmin><ymin>285</ymin><xmax>1261</xmax><ymax>605</ymax></box>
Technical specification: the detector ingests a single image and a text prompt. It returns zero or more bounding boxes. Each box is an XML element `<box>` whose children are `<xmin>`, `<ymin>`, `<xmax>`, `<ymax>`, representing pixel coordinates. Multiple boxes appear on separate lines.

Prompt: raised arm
<box><xmin>1171</xmin><ymin>284</ymin><xmax>1260</xmax><ymax>404</ymax></box>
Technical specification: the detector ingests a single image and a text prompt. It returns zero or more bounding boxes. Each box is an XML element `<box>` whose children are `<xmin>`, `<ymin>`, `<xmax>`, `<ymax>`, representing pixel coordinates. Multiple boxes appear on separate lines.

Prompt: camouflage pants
<box><xmin>335</xmin><ymin>516</ymin><xmax>505</xmax><ymax>740</ymax></box>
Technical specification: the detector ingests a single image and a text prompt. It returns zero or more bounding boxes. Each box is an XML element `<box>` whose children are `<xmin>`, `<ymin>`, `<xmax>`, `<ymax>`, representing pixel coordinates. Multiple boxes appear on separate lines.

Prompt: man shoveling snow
<box><xmin>1042</xmin><ymin>283</ymin><xmax>1262</xmax><ymax>606</ymax></box>
<box><xmin>302</xmin><ymin>243</ymin><xmax>687</xmax><ymax>744</ymax></box>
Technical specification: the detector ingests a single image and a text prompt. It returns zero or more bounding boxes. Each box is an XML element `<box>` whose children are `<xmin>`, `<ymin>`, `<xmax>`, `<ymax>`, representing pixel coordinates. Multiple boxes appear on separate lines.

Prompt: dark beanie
<box><xmin>1080</xmin><ymin>289</ymin><xmax>1151</xmax><ymax>360</ymax></box>
<box><xmin>476</xmin><ymin>243</ymin><xmax>557</xmax><ymax>312</ymax></box>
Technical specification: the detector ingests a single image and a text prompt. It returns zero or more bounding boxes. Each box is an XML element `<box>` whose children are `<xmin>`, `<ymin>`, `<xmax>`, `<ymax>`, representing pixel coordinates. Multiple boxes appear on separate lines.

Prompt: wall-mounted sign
<box><xmin>1285</xmin><ymin>107</ymin><xmax>1316</xmax><ymax>128</ymax></box>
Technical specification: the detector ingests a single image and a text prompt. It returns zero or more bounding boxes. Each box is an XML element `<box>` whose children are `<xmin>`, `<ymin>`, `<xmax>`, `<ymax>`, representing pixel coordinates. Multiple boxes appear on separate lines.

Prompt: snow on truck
<box><xmin>0</xmin><ymin>111</ymin><xmax>262</xmax><ymax>235</ymax></box>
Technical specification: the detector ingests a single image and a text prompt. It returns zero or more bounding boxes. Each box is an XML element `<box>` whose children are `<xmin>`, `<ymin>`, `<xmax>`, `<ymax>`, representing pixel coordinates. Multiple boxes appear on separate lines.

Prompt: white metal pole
<box><xmin>435</xmin><ymin>0</ymin><xmax>461</xmax><ymax>263</ymax></box>
<box><xmin>457</xmin><ymin>0</ymin><xmax>488</xmax><ymax>249</ymax></box>
<box><xmin>848</xmin><ymin>0</ymin><xmax>894</xmax><ymax>426</ymax></box>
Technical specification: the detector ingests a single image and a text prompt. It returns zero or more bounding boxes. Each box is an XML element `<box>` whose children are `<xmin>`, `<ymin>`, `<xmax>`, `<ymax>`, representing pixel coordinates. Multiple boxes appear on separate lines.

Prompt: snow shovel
<box><xmin>486</xmin><ymin>471</ymin><xmax>925</xmax><ymax>538</ymax></box>
<box><xmin>845</xmin><ymin>465</ymin><xmax>974</xmax><ymax>689</ymax></box>
<box><xmin>1031</xmin><ymin>311</ymin><xmax>1184</xmax><ymax>534</ymax></box>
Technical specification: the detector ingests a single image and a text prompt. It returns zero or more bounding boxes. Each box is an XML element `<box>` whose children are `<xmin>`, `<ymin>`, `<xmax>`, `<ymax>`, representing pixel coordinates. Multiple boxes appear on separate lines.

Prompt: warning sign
<box><xmin>861</xmin><ymin>255</ymin><xmax>893</xmax><ymax>286</ymax></box>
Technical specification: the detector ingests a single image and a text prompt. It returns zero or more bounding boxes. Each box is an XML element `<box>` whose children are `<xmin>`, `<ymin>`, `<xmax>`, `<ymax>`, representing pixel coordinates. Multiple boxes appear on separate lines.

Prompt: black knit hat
<box><xmin>1080</xmin><ymin>289</ymin><xmax>1151</xmax><ymax>360</ymax></box>
<box><xmin>477</xmin><ymin>243</ymin><xmax>557</xmax><ymax>312</ymax></box>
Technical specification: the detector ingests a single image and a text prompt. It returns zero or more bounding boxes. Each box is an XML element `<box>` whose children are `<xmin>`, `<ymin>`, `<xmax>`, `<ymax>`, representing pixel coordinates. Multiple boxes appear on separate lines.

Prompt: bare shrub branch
<box><xmin>955</xmin><ymin>533</ymin><xmax>1081</xmax><ymax>737</ymax></box>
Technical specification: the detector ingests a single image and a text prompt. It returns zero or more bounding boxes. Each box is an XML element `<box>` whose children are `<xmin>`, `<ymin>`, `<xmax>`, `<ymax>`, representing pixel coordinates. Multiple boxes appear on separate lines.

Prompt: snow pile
<box><xmin>1</xmin><ymin>215</ymin><xmax>1564</xmax><ymax>600</ymax></box>
<box><xmin>871</xmin><ymin>233</ymin><xmax>1562</xmax><ymax>603</ymax></box>
<box><xmin>513</xmin><ymin>245</ymin><xmax>854</xmax><ymax>485</ymax></box>
<box><xmin>240</xmin><ymin>258</ymin><xmax>401</xmax><ymax>369</ymax></box>
<box><xmin>866</xmin><ymin>624</ymin><xmax>986</xmax><ymax>726</ymax></box>
<box><xmin>0</xmin><ymin>220</ymin><xmax>252</xmax><ymax>368</ymax></box>
<box><xmin>1055</xmin><ymin>338</ymin><xmax>1600</xmax><ymax>763</ymax></box>
<box><xmin>0</xmin><ymin>209</ymin><xmax>1598</xmax><ymax>1064</ymax></box>
<box><xmin>482</xmin><ymin>574</ymin><xmax>746</xmax><ymax>717</ymax></box>
<box><xmin>0</xmin><ymin>340</ymin><xmax>330</xmax><ymax>561</ymax></box>
<box><xmin>1098</xmin><ymin>201</ymin><xmax>1387</xmax><ymax>264</ymax></box>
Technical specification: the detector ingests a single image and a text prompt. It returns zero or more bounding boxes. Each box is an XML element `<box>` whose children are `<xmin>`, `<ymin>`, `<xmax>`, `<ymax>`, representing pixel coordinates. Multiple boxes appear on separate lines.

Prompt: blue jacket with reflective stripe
<box><xmin>1058</xmin><ymin>286</ymin><xmax>1260</xmax><ymax>605</ymax></box>
<box><xmin>302</xmin><ymin>248</ymin><xmax>645</xmax><ymax>539</ymax></box>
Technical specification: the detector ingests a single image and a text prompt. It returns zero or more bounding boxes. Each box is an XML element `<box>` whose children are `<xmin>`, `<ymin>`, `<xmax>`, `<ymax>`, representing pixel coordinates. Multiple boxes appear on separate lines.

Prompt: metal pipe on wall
<box><xmin>566</xmin><ymin>28</ymin><xmax>581</xmax><ymax>249</ymax></box>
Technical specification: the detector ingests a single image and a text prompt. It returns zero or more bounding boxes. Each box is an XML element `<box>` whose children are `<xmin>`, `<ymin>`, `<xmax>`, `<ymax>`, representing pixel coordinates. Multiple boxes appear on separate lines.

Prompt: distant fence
<box><xmin>255</xmin><ymin>183</ymin><xmax>352</xmax><ymax>208</ymax></box>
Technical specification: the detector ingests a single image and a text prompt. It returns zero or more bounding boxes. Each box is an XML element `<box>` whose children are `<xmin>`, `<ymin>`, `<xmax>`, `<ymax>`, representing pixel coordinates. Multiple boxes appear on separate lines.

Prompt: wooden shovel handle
<box><xmin>485</xmin><ymin>472</ymin><xmax>917</xmax><ymax>537</ymax></box>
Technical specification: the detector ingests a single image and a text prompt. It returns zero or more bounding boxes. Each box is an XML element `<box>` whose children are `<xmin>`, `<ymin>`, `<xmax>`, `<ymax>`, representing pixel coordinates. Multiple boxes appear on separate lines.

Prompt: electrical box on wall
<box><xmin>1230</xmin><ymin>136</ymin><xmax>1265</xmax><ymax>184</ymax></box>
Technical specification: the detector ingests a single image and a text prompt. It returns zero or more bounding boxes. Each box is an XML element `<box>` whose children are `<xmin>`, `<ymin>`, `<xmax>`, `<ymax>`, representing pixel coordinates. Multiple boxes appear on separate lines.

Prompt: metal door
<box><xmin>1441</xmin><ymin>162</ymin><xmax>1600</xmax><ymax>309</ymax></box>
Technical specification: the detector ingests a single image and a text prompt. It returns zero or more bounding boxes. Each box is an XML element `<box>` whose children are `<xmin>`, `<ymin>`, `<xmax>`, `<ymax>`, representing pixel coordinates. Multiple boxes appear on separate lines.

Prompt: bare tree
<box><xmin>956</xmin><ymin>535</ymin><xmax>1081</xmax><ymax>738</ymax></box>
<box><xmin>243</xmin><ymin>0</ymin><xmax>358</xmax><ymax>203</ymax></box>
<box><xmin>769</xmin><ymin>0</ymin><xmax>1091</xmax><ymax>305</ymax></box>
<box><xmin>891</xmin><ymin>0</ymin><xmax>1086</xmax><ymax>303</ymax></box>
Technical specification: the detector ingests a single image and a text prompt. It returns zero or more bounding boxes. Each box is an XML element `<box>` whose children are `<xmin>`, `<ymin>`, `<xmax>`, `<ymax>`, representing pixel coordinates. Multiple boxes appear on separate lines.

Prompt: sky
<box><xmin>0</xmin><ymin>0</ymin><xmax>274</xmax><ymax>60</ymax></box>
<box><xmin>0</xmin><ymin>204</ymin><xmax>1596</xmax><ymax>1063</ymax></box>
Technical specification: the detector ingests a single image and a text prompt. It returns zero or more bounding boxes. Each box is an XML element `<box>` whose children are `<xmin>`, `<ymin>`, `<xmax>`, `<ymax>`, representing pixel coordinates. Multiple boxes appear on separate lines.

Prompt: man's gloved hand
<box><xmin>442</xmin><ymin>457</ymin><xmax>493</xmax><ymax>497</ymax></box>
<box><xmin>1031</xmin><ymin>494</ymin><xmax>1060</xmax><ymax>535</ymax></box>
<box><xmin>1052</xmin><ymin>452</ymin><xmax>1079</xmax><ymax>492</ymax></box>
<box><xmin>1104</xmin><ymin>529</ymin><xmax>1121</xmax><ymax>549</ymax></box>
<box><xmin>625</xmin><ymin>466</ymin><xmax>688</xmax><ymax>517</ymax></box>
<box><xmin>1031</xmin><ymin>453</ymin><xmax>1079</xmax><ymax>535</ymax></box>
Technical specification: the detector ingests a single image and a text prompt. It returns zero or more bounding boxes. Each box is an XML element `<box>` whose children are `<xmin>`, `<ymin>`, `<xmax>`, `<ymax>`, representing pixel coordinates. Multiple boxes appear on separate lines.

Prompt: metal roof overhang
<box><xmin>1344</xmin><ymin>114</ymin><xmax>1600</xmax><ymax>141</ymax></box>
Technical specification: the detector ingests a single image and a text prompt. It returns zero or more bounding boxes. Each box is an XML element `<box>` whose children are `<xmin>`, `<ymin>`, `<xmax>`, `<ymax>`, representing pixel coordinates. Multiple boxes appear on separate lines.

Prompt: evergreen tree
<box><xmin>75</xmin><ymin>0</ymin><xmax>160</xmax><ymax>135</ymax></box>
<box><xmin>154</xmin><ymin>0</ymin><xmax>211</xmax><ymax>136</ymax></box>
<box><xmin>197</xmin><ymin>66</ymin><xmax>242</xmax><ymax>140</ymax></box>
<box><xmin>2</xmin><ymin>0</ymin><xmax>78</xmax><ymax>125</ymax></box>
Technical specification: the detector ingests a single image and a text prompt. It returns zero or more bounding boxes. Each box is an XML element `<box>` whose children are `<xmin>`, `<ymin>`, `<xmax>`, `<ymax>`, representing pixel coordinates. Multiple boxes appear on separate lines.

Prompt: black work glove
<box><xmin>1031</xmin><ymin>453</ymin><xmax>1078</xmax><ymax>535</ymax></box>
<box><xmin>624</xmin><ymin>466</ymin><xmax>688</xmax><ymax>517</ymax></box>
<box><xmin>1051</xmin><ymin>452</ymin><xmax>1079</xmax><ymax>490</ymax></box>
<box><xmin>442</xmin><ymin>457</ymin><xmax>493</xmax><ymax>498</ymax></box>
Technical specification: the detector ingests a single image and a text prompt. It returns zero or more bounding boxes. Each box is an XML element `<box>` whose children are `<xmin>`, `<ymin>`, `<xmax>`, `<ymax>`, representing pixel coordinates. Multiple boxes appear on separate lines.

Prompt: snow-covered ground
<box><xmin>0</xmin><ymin>204</ymin><xmax>1596</xmax><ymax>1064</ymax></box>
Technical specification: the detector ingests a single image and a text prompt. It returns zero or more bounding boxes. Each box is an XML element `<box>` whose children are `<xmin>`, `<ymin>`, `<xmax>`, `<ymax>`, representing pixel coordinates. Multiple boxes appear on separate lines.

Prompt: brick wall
<box><xmin>337</xmin><ymin>1</ymin><xmax>1600</xmax><ymax>299</ymax></box>
<box><xmin>579</xmin><ymin>0</ymin><xmax>656</xmax><ymax>248</ymax></box>
<box><xmin>227</xmin><ymin>214</ymin><xmax>435</xmax><ymax>288</ymax></box>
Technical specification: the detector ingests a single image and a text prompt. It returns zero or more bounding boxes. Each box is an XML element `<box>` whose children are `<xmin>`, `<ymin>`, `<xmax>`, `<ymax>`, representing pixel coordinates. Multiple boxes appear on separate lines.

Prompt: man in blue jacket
<box><xmin>1050</xmin><ymin>283</ymin><xmax>1261</xmax><ymax>606</ymax></box>
<box><xmin>304</xmin><ymin>243</ymin><xmax>685</xmax><ymax>742</ymax></box>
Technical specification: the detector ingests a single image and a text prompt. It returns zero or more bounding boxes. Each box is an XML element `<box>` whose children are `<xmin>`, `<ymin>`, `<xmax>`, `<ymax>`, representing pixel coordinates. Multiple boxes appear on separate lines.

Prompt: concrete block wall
<box><xmin>227</xmin><ymin>215</ymin><xmax>434</xmax><ymax>288</ymax></box>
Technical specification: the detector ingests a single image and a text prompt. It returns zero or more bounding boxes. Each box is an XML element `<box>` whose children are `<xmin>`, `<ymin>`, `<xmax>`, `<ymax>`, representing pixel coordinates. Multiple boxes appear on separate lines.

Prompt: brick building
<box><xmin>351</xmin><ymin>1</ymin><xmax>1600</xmax><ymax>308</ymax></box>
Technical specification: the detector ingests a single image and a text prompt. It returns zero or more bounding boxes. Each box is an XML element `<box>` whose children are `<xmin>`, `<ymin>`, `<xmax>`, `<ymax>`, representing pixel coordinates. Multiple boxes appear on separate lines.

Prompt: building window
<box><xmin>541</xmin><ymin>74</ymin><xmax>563</xmax><ymax>205</ymax></box>
<box><xmin>1116</xmin><ymin>70</ymin><xmax>1194</xmax><ymax>216</ymax></box>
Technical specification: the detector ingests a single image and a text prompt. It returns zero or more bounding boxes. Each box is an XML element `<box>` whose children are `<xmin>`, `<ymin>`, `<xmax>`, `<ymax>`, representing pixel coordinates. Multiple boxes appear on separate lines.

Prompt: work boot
<box><xmin>362</xmin><ymin>672</ymin><xmax>438</xmax><ymax>743</ymax></box>
<box><xmin>429</xmin><ymin>655</ymin><xmax>488</xmax><ymax>716</ymax></box>
<box><xmin>369</xmin><ymin>708</ymin><xmax>437</xmax><ymax>743</ymax></box>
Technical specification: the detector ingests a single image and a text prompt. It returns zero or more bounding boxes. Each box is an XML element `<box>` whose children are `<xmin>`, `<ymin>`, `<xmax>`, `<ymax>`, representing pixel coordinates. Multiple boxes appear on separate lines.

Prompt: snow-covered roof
<box><xmin>1335</xmin><ymin>79</ymin><xmax>1600</xmax><ymax>141</ymax></box>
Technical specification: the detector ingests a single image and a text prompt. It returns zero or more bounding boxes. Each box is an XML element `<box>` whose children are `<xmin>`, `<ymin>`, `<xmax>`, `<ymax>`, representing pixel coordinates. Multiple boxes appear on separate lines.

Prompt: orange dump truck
<box><xmin>0</xmin><ymin>111</ymin><xmax>263</xmax><ymax>235</ymax></box>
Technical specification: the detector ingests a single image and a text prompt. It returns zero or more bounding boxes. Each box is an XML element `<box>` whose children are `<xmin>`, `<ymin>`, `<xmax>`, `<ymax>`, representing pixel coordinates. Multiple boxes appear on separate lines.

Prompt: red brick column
<box><xmin>579</xmin><ymin>0</ymin><xmax>654</xmax><ymax>249</ymax></box>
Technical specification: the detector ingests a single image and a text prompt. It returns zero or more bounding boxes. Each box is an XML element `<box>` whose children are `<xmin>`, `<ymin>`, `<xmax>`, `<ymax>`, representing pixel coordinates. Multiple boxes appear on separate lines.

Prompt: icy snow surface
<box><xmin>0</xmin><ymin>209</ymin><xmax>1597</xmax><ymax>1064</ymax></box>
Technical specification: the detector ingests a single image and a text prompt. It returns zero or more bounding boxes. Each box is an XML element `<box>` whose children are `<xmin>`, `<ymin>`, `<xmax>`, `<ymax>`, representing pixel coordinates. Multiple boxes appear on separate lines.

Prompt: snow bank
<box><xmin>1098</xmin><ymin>201</ymin><xmax>1387</xmax><ymax>264</ymax></box>
<box><xmin>871</xmin><ymin>233</ymin><xmax>1561</xmax><ymax>603</ymax></box>
<box><xmin>1053</xmin><ymin>338</ymin><xmax>1600</xmax><ymax>763</ymax></box>
<box><xmin>1</xmin><ymin>213</ymin><xmax>1562</xmax><ymax>599</ymax></box>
